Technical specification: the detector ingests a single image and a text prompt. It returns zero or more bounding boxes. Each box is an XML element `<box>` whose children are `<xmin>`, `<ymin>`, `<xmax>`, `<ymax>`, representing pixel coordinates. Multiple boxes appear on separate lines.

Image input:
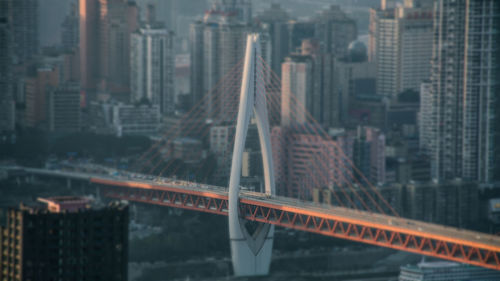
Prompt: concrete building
<box><xmin>209</xmin><ymin>125</ymin><xmax>235</xmax><ymax>182</ymax></box>
<box><xmin>422</xmin><ymin>0</ymin><xmax>500</xmax><ymax>182</ymax></box>
<box><xmin>352</xmin><ymin>126</ymin><xmax>386</xmax><ymax>185</ymax></box>
<box><xmin>405</xmin><ymin>180</ymin><xmax>479</xmax><ymax>228</ymax></box>
<box><xmin>131</xmin><ymin>25</ymin><xmax>175</xmax><ymax>115</ymax></box>
<box><xmin>61</xmin><ymin>2</ymin><xmax>79</xmax><ymax>51</ymax></box>
<box><xmin>370</xmin><ymin>0</ymin><xmax>433</xmax><ymax>99</ymax></box>
<box><xmin>255</xmin><ymin>4</ymin><xmax>290</xmax><ymax>76</ymax></box>
<box><xmin>101</xmin><ymin>0</ymin><xmax>139</xmax><ymax>97</ymax></box>
<box><xmin>189</xmin><ymin>1</ymin><xmax>264</xmax><ymax>118</ymax></box>
<box><xmin>171</xmin><ymin>137</ymin><xmax>203</xmax><ymax>164</ymax></box>
<box><xmin>79</xmin><ymin>0</ymin><xmax>138</xmax><ymax>101</ymax></box>
<box><xmin>281</xmin><ymin>39</ymin><xmax>338</xmax><ymax>128</ymax></box>
<box><xmin>0</xmin><ymin>0</ymin><xmax>15</xmax><ymax>132</ymax></box>
<box><xmin>0</xmin><ymin>197</ymin><xmax>128</xmax><ymax>281</ymax></box>
<box><xmin>24</xmin><ymin>64</ymin><xmax>60</xmax><ymax>128</ymax></box>
<box><xmin>335</xmin><ymin>42</ymin><xmax>377</xmax><ymax>125</ymax></box>
<box><xmin>48</xmin><ymin>83</ymin><xmax>81</xmax><ymax>132</ymax></box>
<box><xmin>11</xmin><ymin>0</ymin><xmax>38</xmax><ymax>64</ymax></box>
<box><xmin>315</xmin><ymin>5</ymin><xmax>357</xmax><ymax>58</ymax></box>
<box><xmin>399</xmin><ymin>260</ymin><xmax>500</xmax><ymax>281</ymax></box>
<box><xmin>79</xmin><ymin>0</ymin><xmax>100</xmax><ymax>95</ymax></box>
<box><xmin>418</xmin><ymin>81</ymin><xmax>432</xmax><ymax>151</ymax></box>
<box><xmin>271</xmin><ymin>126</ymin><xmax>353</xmax><ymax>199</ymax></box>
<box><xmin>111</xmin><ymin>103</ymin><xmax>161</xmax><ymax>137</ymax></box>
<box><xmin>281</xmin><ymin>55</ymin><xmax>313</xmax><ymax>127</ymax></box>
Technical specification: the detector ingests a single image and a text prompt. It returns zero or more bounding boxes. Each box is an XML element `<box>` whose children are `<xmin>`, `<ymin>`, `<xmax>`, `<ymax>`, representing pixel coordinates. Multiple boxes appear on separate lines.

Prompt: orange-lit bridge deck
<box><xmin>92</xmin><ymin>176</ymin><xmax>500</xmax><ymax>271</ymax></box>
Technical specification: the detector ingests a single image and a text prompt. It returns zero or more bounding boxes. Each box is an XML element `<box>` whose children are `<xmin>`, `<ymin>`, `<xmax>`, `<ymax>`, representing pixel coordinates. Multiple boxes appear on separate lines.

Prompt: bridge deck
<box><xmin>9</xmin><ymin>167</ymin><xmax>500</xmax><ymax>270</ymax></box>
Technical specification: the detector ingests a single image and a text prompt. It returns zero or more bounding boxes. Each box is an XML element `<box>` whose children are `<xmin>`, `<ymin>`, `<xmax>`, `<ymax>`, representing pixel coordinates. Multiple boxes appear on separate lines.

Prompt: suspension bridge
<box><xmin>6</xmin><ymin>34</ymin><xmax>500</xmax><ymax>276</ymax></box>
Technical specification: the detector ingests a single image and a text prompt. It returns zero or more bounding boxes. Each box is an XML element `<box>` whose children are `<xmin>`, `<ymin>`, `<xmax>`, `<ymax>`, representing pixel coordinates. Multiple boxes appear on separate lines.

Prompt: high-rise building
<box><xmin>422</xmin><ymin>0</ymin><xmax>500</xmax><ymax>182</ymax></box>
<box><xmin>189</xmin><ymin>1</ymin><xmax>259</xmax><ymax>117</ymax></box>
<box><xmin>281</xmin><ymin>55</ymin><xmax>313</xmax><ymax>127</ymax></box>
<box><xmin>131</xmin><ymin>25</ymin><xmax>175</xmax><ymax>115</ymax></box>
<box><xmin>399</xmin><ymin>260</ymin><xmax>500</xmax><ymax>281</ymax></box>
<box><xmin>281</xmin><ymin>39</ymin><xmax>339</xmax><ymax>128</ymax></box>
<box><xmin>101</xmin><ymin>0</ymin><xmax>139</xmax><ymax>96</ymax></box>
<box><xmin>0</xmin><ymin>0</ymin><xmax>15</xmax><ymax>132</ymax></box>
<box><xmin>11</xmin><ymin>0</ymin><xmax>38</xmax><ymax>64</ymax></box>
<box><xmin>210</xmin><ymin>125</ymin><xmax>235</xmax><ymax>182</ymax></box>
<box><xmin>80</xmin><ymin>0</ymin><xmax>138</xmax><ymax>101</ymax></box>
<box><xmin>255</xmin><ymin>4</ymin><xmax>290</xmax><ymax>76</ymax></box>
<box><xmin>315</xmin><ymin>5</ymin><xmax>357</xmax><ymax>58</ymax></box>
<box><xmin>61</xmin><ymin>2</ymin><xmax>79</xmax><ymax>51</ymax></box>
<box><xmin>0</xmin><ymin>196</ymin><xmax>128</xmax><ymax>281</ymax></box>
<box><xmin>24</xmin><ymin>64</ymin><xmax>60</xmax><ymax>128</ymax></box>
<box><xmin>209</xmin><ymin>0</ymin><xmax>251</xmax><ymax>24</ymax></box>
<box><xmin>334</xmin><ymin>42</ymin><xmax>377</xmax><ymax>125</ymax></box>
<box><xmin>352</xmin><ymin>126</ymin><xmax>386</xmax><ymax>185</ymax></box>
<box><xmin>79</xmin><ymin>0</ymin><xmax>100</xmax><ymax>95</ymax></box>
<box><xmin>48</xmin><ymin>83</ymin><xmax>82</xmax><ymax>132</ymax></box>
<box><xmin>370</xmin><ymin>0</ymin><xmax>433</xmax><ymax>99</ymax></box>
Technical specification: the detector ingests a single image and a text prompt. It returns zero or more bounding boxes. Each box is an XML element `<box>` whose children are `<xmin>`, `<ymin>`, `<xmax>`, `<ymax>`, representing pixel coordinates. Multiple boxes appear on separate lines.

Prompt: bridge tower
<box><xmin>228</xmin><ymin>34</ymin><xmax>275</xmax><ymax>276</ymax></box>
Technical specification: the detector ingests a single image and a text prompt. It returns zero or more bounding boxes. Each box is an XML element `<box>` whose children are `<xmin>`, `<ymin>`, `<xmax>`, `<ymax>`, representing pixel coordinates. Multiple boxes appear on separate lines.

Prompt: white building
<box><xmin>370</xmin><ymin>0</ymin><xmax>433</xmax><ymax>100</ymax></box>
<box><xmin>112</xmin><ymin>103</ymin><xmax>161</xmax><ymax>137</ymax></box>
<box><xmin>91</xmin><ymin>101</ymin><xmax>161</xmax><ymax>137</ymax></box>
<box><xmin>130</xmin><ymin>25</ymin><xmax>175</xmax><ymax>115</ymax></box>
<box><xmin>281</xmin><ymin>55</ymin><xmax>313</xmax><ymax>127</ymax></box>
<box><xmin>189</xmin><ymin>1</ymin><xmax>270</xmax><ymax>120</ymax></box>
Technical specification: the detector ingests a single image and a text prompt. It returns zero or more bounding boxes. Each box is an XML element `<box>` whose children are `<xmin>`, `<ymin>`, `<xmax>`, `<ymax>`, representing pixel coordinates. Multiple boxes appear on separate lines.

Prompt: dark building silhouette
<box><xmin>0</xmin><ymin>197</ymin><xmax>128</xmax><ymax>281</ymax></box>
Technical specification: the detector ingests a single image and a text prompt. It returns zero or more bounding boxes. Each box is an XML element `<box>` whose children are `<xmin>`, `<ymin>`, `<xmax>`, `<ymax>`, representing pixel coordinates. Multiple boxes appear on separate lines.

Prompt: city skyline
<box><xmin>0</xmin><ymin>0</ymin><xmax>499</xmax><ymax>280</ymax></box>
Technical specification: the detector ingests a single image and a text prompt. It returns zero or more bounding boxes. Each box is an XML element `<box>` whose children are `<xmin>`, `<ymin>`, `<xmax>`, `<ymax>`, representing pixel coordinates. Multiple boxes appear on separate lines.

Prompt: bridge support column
<box><xmin>66</xmin><ymin>178</ymin><xmax>72</xmax><ymax>189</ymax></box>
<box><xmin>228</xmin><ymin>34</ymin><xmax>275</xmax><ymax>277</ymax></box>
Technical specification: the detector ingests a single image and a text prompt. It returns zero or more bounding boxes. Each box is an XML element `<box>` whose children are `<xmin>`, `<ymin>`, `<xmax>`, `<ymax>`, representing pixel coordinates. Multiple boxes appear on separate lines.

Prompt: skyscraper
<box><xmin>61</xmin><ymin>2</ymin><xmax>79</xmax><ymax>51</ymax></box>
<box><xmin>100</xmin><ymin>0</ymin><xmax>138</xmax><ymax>95</ymax></box>
<box><xmin>79</xmin><ymin>0</ymin><xmax>138</xmax><ymax>101</ymax></box>
<box><xmin>352</xmin><ymin>126</ymin><xmax>386</xmax><ymax>185</ymax></box>
<box><xmin>281</xmin><ymin>55</ymin><xmax>312</xmax><ymax>127</ymax></box>
<box><xmin>255</xmin><ymin>4</ymin><xmax>290</xmax><ymax>76</ymax></box>
<box><xmin>370</xmin><ymin>0</ymin><xmax>433</xmax><ymax>99</ymax></box>
<box><xmin>315</xmin><ymin>5</ymin><xmax>358</xmax><ymax>58</ymax></box>
<box><xmin>189</xmin><ymin>1</ymin><xmax>255</xmax><ymax>117</ymax></box>
<box><xmin>11</xmin><ymin>0</ymin><xmax>38</xmax><ymax>64</ymax></box>
<box><xmin>0</xmin><ymin>0</ymin><xmax>15</xmax><ymax>132</ymax></box>
<box><xmin>79</xmin><ymin>0</ymin><xmax>100</xmax><ymax>95</ymax></box>
<box><xmin>130</xmin><ymin>25</ymin><xmax>175</xmax><ymax>115</ymax></box>
<box><xmin>422</xmin><ymin>0</ymin><xmax>500</xmax><ymax>182</ymax></box>
<box><xmin>281</xmin><ymin>39</ymin><xmax>339</xmax><ymax>128</ymax></box>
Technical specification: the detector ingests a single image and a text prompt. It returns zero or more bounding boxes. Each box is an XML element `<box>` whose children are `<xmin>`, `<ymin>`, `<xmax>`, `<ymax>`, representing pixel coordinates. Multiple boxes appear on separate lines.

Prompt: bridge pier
<box><xmin>66</xmin><ymin>178</ymin><xmax>72</xmax><ymax>189</ymax></box>
<box><xmin>228</xmin><ymin>34</ymin><xmax>275</xmax><ymax>276</ymax></box>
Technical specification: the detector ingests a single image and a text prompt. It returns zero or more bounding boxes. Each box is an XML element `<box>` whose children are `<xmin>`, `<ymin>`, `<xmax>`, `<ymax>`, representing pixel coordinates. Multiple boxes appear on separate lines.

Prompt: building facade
<box><xmin>131</xmin><ymin>25</ymin><xmax>175</xmax><ymax>115</ymax></box>
<box><xmin>0</xmin><ymin>0</ymin><xmax>14</xmax><ymax>132</ymax></box>
<box><xmin>11</xmin><ymin>0</ymin><xmax>38</xmax><ymax>64</ymax></box>
<box><xmin>0</xmin><ymin>197</ymin><xmax>128</xmax><ymax>281</ymax></box>
<box><xmin>189</xmin><ymin>1</ymin><xmax>259</xmax><ymax>117</ymax></box>
<box><xmin>315</xmin><ymin>5</ymin><xmax>357</xmax><ymax>58</ymax></box>
<box><xmin>422</xmin><ymin>0</ymin><xmax>500</xmax><ymax>182</ymax></box>
<box><xmin>48</xmin><ymin>83</ymin><xmax>81</xmax><ymax>132</ymax></box>
<box><xmin>271</xmin><ymin>126</ymin><xmax>353</xmax><ymax>199</ymax></box>
<box><xmin>370</xmin><ymin>0</ymin><xmax>433</xmax><ymax>99</ymax></box>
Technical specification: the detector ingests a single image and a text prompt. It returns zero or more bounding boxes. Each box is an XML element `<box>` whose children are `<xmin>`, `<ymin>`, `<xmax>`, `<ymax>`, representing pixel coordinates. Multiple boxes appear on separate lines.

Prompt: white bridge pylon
<box><xmin>228</xmin><ymin>34</ymin><xmax>275</xmax><ymax>276</ymax></box>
